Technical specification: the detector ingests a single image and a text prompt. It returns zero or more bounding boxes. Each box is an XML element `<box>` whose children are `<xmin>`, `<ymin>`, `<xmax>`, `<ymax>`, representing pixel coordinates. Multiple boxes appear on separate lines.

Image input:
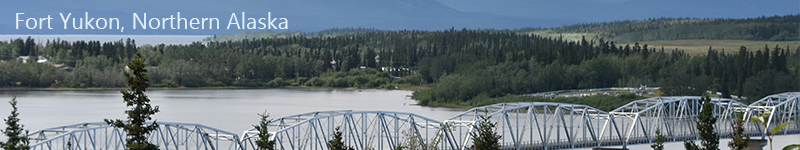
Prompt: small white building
<box><xmin>16</xmin><ymin>56</ymin><xmax>48</xmax><ymax>64</ymax></box>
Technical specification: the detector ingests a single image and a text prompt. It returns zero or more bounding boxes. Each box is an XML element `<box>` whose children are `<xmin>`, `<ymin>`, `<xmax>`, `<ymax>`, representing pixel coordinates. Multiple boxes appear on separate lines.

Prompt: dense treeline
<box><xmin>204</xmin><ymin>30</ymin><xmax>305</xmax><ymax>42</ymax></box>
<box><xmin>519</xmin><ymin>14</ymin><xmax>799</xmax><ymax>42</ymax></box>
<box><xmin>0</xmin><ymin>29</ymin><xmax>797</xmax><ymax>105</ymax></box>
<box><xmin>1</xmin><ymin>29</ymin><xmax>532</xmax><ymax>88</ymax></box>
<box><xmin>412</xmin><ymin>37</ymin><xmax>800</xmax><ymax>105</ymax></box>
<box><xmin>0</xmin><ymin>37</ymin><xmax>136</xmax><ymax>87</ymax></box>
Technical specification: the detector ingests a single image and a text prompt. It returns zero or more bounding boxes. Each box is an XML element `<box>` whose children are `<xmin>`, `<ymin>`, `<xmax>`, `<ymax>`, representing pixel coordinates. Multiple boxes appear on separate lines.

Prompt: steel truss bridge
<box><xmin>29</xmin><ymin>122</ymin><xmax>242</xmax><ymax>150</ymax></box>
<box><xmin>28</xmin><ymin>92</ymin><xmax>799</xmax><ymax>150</ymax></box>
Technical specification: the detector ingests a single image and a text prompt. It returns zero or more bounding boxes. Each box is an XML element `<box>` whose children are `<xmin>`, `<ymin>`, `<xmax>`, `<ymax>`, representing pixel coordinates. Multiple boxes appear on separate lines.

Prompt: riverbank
<box><xmin>414</xmin><ymin>92</ymin><xmax>645</xmax><ymax>111</ymax></box>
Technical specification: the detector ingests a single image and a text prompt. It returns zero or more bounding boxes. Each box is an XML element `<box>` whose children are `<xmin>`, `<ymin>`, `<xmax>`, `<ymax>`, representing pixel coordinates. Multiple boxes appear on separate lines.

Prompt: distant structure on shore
<box><xmin>523</xmin><ymin>85</ymin><xmax>659</xmax><ymax>98</ymax></box>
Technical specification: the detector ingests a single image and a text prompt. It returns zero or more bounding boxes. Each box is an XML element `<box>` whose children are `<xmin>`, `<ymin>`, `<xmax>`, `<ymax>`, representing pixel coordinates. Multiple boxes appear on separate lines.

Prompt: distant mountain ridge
<box><xmin>207</xmin><ymin>14</ymin><xmax>799</xmax><ymax>43</ymax></box>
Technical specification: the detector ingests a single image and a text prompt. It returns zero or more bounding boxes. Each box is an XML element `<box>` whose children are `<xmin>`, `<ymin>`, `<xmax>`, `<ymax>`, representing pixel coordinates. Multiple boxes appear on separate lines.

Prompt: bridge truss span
<box><xmin>609</xmin><ymin>96</ymin><xmax>757</xmax><ymax>145</ymax></box>
<box><xmin>749</xmin><ymin>92</ymin><xmax>800</xmax><ymax>136</ymax></box>
<box><xmin>28</xmin><ymin>122</ymin><xmax>243</xmax><ymax>150</ymax></box>
<box><xmin>445</xmin><ymin>102</ymin><xmax>625</xmax><ymax>150</ymax></box>
<box><xmin>241</xmin><ymin>110</ymin><xmax>448</xmax><ymax>150</ymax></box>
<box><xmin>22</xmin><ymin>91</ymin><xmax>800</xmax><ymax>150</ymax></box>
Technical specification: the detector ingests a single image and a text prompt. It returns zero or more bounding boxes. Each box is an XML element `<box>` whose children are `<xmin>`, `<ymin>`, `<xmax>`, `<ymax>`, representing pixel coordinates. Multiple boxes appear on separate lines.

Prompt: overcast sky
<box><xmin>435</xmin><ymin>0</ymin><xmax>800</xmax><ymax>24</ymax></box>
<box><xmin>2</xmin><ymin>0</ymin><xmax>797</xmax><ymax>34</ymax></box>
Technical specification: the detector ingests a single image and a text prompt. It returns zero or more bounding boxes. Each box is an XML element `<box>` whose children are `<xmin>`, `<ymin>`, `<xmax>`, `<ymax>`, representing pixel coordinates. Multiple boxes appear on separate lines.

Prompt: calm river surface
<box><xmin>0</xmin><ymin>89</ymin><xmax>465</xmax><ymax>136</ymax></box>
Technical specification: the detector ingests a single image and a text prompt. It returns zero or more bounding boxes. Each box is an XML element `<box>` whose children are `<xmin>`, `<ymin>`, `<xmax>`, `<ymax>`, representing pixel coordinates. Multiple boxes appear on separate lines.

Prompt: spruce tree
<box><xmin>697</xmin><ymin>95</ymin><xmax>719</xmax><ymax>150</ymax></box>
<box><xmin>684</xmin><ymin>95</ymin><xmax>719</xmax><ymax>150</ymax></box>
<box><xmin>1</xmin><ymin>97</ymin><xmax>30</xmax><ymax>150</ymax></box>
<box><xmin>471</xmin><ymin>115</ymin><xmax>500</xmax><ymax>150</ymax></box>
<box><xmin>728</xmin><ymin>113</ymin><xmax>748</xmax><ymax>150</ymax></box>
<box><xmin>104</xmin><ymin>53</ymin><xmax>160</xmax><ymax>150</ymax></box>
<box><xmin>650</xmin><ymin>129</ymin><xmax>665</xmax><ymax>150</ymax></box>
<box><xmin>327</xmin><ymin>127</ymin><xmax>354</xmax><ymax>150</ymax></box>
<box><xmin>253</xmin><ymin>111</ymin><xmax>275</xmax><ymax>150</ymax></box>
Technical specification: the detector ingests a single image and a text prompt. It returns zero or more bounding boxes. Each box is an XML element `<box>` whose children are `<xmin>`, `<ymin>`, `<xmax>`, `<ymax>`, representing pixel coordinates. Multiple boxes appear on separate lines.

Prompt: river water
<box><xmin>0</xmin><ymin>89</ymin><xmax>465</xmax><ymax>137</ymax></box>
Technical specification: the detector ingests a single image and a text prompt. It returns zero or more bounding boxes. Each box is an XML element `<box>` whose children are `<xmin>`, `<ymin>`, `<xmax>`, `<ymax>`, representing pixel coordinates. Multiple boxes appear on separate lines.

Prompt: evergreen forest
<box><xmin>0</xmin><ymin>15</ymin><xmax>798</xmax><ymax>108</ymax></box>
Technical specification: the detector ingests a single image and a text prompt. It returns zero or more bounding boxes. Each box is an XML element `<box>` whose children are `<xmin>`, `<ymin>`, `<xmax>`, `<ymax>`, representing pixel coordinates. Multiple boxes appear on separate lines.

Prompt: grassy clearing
<box><xmin>624</xmin><ymin>40</ymin><xmax>799</xmax><ymax>55</ymax></box>
<box><xmin>523</xmin><ymin>31</ymin><xmax>798</xmax><ymax>55</ymax></box>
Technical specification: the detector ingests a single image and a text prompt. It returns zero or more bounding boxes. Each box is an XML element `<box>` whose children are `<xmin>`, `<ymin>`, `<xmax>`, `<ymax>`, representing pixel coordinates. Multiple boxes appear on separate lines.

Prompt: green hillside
<box><xmin>518</xmin><ymin>14</ymin><xmax>799</xmax><ymax>43</ymax></box>
<box><xmin>208</xmin><ymin>14</ymin><xmax>798</xmax><ymax>47</ymax></box>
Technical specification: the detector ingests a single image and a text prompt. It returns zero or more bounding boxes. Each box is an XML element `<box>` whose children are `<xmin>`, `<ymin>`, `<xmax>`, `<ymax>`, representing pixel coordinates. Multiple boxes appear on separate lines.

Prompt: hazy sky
<box><xmin>2</xmin><ymin>0</ymin><xmax>797</xmax><ymax>34</ymax></box>
<box><xmin>435</xmin><ymin>0</ymin><xmax>800</xmax><ymax>24</ymax></box>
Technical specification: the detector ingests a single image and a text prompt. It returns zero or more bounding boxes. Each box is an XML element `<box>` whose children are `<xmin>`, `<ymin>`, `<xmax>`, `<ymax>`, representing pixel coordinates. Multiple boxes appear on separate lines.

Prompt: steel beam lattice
<box><xmin>23</xmin><ymin>91</ymin><xmax>800</xmax><ymax>150</ymax></box>
<box><xmin>749</xmin><ymin>92</ymin><xmax>800</xmax><ymax>138</ymax></box>
<box><xmin>241</xmin><ymin>110</ymin><xmax>448</xmax><ymax>150</ymax></box>
<box><xmin>609</xmin><ymin>96</ymin><xmax>758</xmax><ymax>145</ymax></box>
<box><xmin>28</xmin><ymin>122</ymin><xmax>243</xmax><ymax>150</ymax></box>
<box><xmin>445</xmin><ymin>102</ymin><xmax>625</xmax><ymax>150</ymax></box>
